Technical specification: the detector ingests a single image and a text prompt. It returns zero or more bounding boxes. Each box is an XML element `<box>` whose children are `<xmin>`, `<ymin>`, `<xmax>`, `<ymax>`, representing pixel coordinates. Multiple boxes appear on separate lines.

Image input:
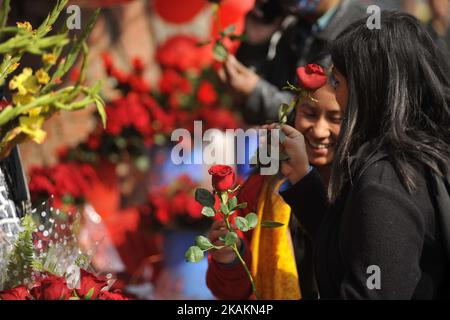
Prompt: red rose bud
<box><xmin>39</xmin><ymin>275</ymin><xmax>72</xmax><ymax>300</ymax></box>
<box><xmin>0</xmin><ymin>285</ymin><xmax>32</xmax><ymax>300</ymax></box>
<box><xmin>76</xmin><ymin>269</ymin><xmax>108</xmax><ymax>299</ymax></box>
<box><xmin>132</xmin><ymin>57</ymin><xmax>145</xmax><ymax>74</ymax></box>
<box><xmin>208</xmin><ymin>165</ymin><xmax>236</xmax><ymax>192</ymax></box>
<box><xmin>296</xmin><ymin>64</ymin><xmax>328</xmax><ymax>91</ymax></box>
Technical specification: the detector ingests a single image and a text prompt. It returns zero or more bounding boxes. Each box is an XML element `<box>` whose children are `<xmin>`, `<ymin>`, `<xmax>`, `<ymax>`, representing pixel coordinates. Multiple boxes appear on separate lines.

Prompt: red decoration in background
<box><xmin>156</xmin><ymin>35</ymin><xmax>212</xmax><ymax>72</ymax></box>
<box><xmin>210</xmin><ymin>0</ymin><xmax>255</xmax><ymax>55</ymax></box>
<box><xmin>153</xmin><ymin>0</ymin><xmax>207</xmax><ymax>24</ymax></box>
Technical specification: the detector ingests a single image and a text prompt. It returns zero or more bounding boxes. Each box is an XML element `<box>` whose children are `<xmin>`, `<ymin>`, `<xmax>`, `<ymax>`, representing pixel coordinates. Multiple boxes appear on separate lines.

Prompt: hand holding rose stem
<box><xmin>185</xmin><ymin>165</ymin><xmax>283</xmax><ymax>299</ymax></box>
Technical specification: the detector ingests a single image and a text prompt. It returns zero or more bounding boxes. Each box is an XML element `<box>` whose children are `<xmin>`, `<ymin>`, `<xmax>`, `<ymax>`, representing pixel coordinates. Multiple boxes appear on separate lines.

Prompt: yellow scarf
<box><xmin>249</xmin><ymin>176</ymin><xmax>302</xmax><ymax>300</ymax></box>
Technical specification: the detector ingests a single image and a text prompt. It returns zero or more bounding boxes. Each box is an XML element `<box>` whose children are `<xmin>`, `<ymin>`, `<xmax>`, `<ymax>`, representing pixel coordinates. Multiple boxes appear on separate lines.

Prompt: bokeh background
<box><xmin>6</xmin><ymin>0</ymin><xmax>447</xmax><ymax>299</ymax></box>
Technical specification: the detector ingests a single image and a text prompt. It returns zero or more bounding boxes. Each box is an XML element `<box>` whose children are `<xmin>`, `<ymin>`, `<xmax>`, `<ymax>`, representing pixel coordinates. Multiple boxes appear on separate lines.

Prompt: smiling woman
<box><xmin>295</xmin><ymin>82</ymin><xmax>342</xmax><ymax>171</ymax></box>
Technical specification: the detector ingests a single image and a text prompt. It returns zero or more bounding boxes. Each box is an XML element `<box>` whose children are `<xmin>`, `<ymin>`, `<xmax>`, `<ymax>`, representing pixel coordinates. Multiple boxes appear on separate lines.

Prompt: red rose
<box><xmin>76</xmin><ymin>269</ymin><xmax>108</xmax><ymax>299</ymax></box>
<box><xmin>186</xmin><ymin>196</ymin><xmax>203</xmax><ymax>219</ymax></box>
<box><xmin>0</xmin><ymin>285</ymin><xmax>32</xmax><ymax>300</ymax></box>
<box><xmin>70</xmin><ymin>67</ymin><xmax>80</xmax><ymax>83</ymax></box>
<box><xmin>208</xmin><ymin>165</ymin><xmax>236</xmax><ymax>192</ymax></box>
<box><xmin>199</xmin><ymin>106</ymin><xmax>240</xmax><ymax>130</ymax></box>
<box><xmin>39</xmin><ymin>275</ymin><xmax>72</xmax><ymax>300</ymax></box>
<box><xmin>296</xmin><ymin>64</ymin><xmax>328</xmax><ymax>91</ymax></box>
<box><xmin>132</xmin><ymin>57</ymin><xmax>145</xmax><ymax>74</ymax></box>
<box><xmin>87</xmin><ymin>133</ymin><xmax>100</xmax><ymax>150</ymax></box>
<box><xmin>197</xmin><ymin>81</ymin><xmax>217</xmax><ymax>105</ymax></box>
<box><xmin>99</xmin><ymin>289</ymin><xmax>129</xmax><ymax>300</ymax></box>
<box><xmin>128</xmin><ymin>74</ymin><xmax>150</xmax><ymax>93</ymax></box>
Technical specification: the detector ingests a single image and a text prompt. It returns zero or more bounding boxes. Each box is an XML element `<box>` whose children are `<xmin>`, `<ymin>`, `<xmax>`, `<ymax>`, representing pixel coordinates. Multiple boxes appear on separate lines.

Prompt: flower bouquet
<box><xmin>0</xmin><ymin>209</ymin><xmax>129</xmax><ymax>300</ymax></box>
<box><xmin>0</xmin><ymin>0</ymin><xmax>106</xmax><ymax>160</ymax></box>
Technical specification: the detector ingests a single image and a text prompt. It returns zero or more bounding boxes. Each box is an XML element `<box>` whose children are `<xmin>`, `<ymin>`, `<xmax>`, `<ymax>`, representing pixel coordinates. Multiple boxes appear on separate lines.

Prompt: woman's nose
<box><xmin>310</xmin><ymin>118</ymin><xmax>330</xmax><ymax>139</ymax></box>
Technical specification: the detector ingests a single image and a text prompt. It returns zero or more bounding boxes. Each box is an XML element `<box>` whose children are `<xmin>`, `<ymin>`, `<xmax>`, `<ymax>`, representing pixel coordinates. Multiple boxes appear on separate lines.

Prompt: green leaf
<box><xmin>94</xmin><ymin>95</ymin><xmax>106</xmax><ymax>128</ymax></box>
<box><xmin>69</xmin><ymin>296</ymin><xmax>81</xmax><ymax>300</ymax></box>
<box><xmin>236</xmin><ymin>202</ymin><xmax>248</xmax><ymax>210</ymax></box>
<box><xmin>0</xmin><ymin>105</ymin><xmax>16</xmax><ymax>127</ymax></box>
<box><xmin>0</xmin><ymin>0</ymin><xmax>11</xmax><ymax>30</ymax></box>
<box><xmin>220</xmin><ymin>203</ymin><xmax>229</xmax><ymax>215</ymax></box>
<box><xmin>201</xmin><ymin>206</ymin><xmax>216</xmax><ymax>218</ymax></box>
<box><xmin>261</xmin><ymin>221</ymin><xmax>284</xmax><ymax>228</ymax></box>
<box><xmin>246</xmin><ymin>213</ymin><xmax>258</xmax><ymax>229</ymax></box>
<box><xmin>185</xmin><ymin>246</ymin><xmax>204</xmax><ymax>263</ymax></box>
<box><xmin>213</xmin><ymin>42</ymin><xmax>228</xmax><ymax>62</ymax></box>
<box><xmin>218</xmin><ymin>236</ymin><xmax>226</xmax><ymax>242</ymax></box>
<box><xmin>43</xmin><ymin>8</ymin><xmax>100</xmax><ymax>93</ymax></box>
<box><xmin>196</xmin><ymin>40</ymin><xmax>211</xmax><ymax>47</ymax></box>
<box><xmin>228</xmin><ymin>196</ymin><xmax>237</xmax><ymax>210</ymax></box>
<box><xmin>221</xmin><ymin>25</ymin><xmax>236</xmax><ymax>36</ymax></box>
<box><xmin>229</xmin><ymin>34</ymin><xmax>247</xmax><ymax>42</ymax></box>
<box><xmin>235</xmin><ymin>216</ymin><xmax>249</xmax><ymax>232</ymax></box>
<box><xmin>195</xmin><ymin>188</ymin><xmax>215</xmax><ymax>207</ymax></box>
<box><xmin>195</xmin><ymin>236</ymin><xmax>213</xmax><ymax>250</ymax></box>
<box><xmin>219</xmin><ymin>192</ymin><xmax>228</xmax><ymax>204</ymax></box>
<box><xmin>84</xmin><ymin>288</ymin><xmax>95</xmax><ymax>300</ymax></box>
<box><xmin>225</xmin><ymin>231</ymin><xmax>238</xmax><ymax>246</ymax></box>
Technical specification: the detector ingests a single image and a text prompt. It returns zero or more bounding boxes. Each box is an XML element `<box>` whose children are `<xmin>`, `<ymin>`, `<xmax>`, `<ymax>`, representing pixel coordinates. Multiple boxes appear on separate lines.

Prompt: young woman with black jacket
<box><xmin>278</xmin><ymin>11</ymin><xmax>450</xmax><ymax>299</ymax></box>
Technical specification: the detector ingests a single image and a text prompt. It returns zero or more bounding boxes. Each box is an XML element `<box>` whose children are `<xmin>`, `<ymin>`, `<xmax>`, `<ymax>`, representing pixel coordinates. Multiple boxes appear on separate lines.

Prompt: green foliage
<box><xmin>261</xmin><ymin>221</ymin><xmax>284</xmax><ymax>228</ymax></box>
<box><xmin>195</xmin><ymin>188</ymin><xmax>215</xmax><ymax>207</ymax></box>
<box><xmin>4</xmin><ymin>215</ymin><xmax>36</xmax><ymax>289</ymax></box>
<box><xmin>224</xmin><ymin>231</ymin><xmax>238</xmax><ymax>246</ymax></box>
<box><xmin>220</xmin><ymin>202</ymin><xmax>229</xmax><ymax>215</ymax></box>
<box><xmin>0</xmin><ymin>1</ymin><xmax>106</xmax><ymax>155</ymax></box>
<box><xmin>201</xmin><ymin>206</ymin><xmax>216</xmax><ymax>218</ymax></box>
<box><xmin>195</xmin><ymin>236</ymin><xmax>214</xmax><ymax>250</ymax></box>
<box><xmin>185</xmin><ymin>246</ymin><xmax>204</xmax><ymax>263</ymax></box>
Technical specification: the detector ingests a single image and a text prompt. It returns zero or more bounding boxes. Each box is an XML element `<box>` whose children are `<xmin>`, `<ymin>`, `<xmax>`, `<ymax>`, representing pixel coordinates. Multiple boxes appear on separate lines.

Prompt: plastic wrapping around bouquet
<box><xmin>162</xmin><ymin>229</ymin><xmax>214</xmax><ymax>300</ymax></box>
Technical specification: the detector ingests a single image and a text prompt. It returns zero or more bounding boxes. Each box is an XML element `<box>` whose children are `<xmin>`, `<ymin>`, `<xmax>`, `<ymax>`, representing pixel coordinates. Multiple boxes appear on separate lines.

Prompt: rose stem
<box><xmin>223</xmin><ymin>207</ymin><xmax>258</xmax><ymax>299</ymax></box>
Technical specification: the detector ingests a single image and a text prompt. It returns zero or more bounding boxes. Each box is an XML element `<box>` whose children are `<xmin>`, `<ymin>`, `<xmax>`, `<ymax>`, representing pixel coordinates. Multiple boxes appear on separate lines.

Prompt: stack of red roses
<box><xmin>28</xmin><ymin>162</ymin><xmax>98</xmax><ymax>209</ymax></box>
<box><xmin>0</xmin><ymin>269</ymin><xmax>129</xmax><ymax>300</ymax></box>
<box><xmin>138</xmin><ymin>175</ymin><xmax>207</xmax><ymax>231</ymax></box>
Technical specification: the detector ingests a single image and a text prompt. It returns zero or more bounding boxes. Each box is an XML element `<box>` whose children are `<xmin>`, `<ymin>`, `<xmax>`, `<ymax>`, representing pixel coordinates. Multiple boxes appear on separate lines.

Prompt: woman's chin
<box><xmin>309</xmin><ymin>156</ymin><xmax>333</xmax><ymax>168</ymax></box>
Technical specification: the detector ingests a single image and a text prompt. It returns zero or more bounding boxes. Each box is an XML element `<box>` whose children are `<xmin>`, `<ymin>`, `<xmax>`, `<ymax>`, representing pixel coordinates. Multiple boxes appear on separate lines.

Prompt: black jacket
<box><xmin>281</xmin><ymin>152</ymin><xmax>450</xmax><ymax>299</ymax></box>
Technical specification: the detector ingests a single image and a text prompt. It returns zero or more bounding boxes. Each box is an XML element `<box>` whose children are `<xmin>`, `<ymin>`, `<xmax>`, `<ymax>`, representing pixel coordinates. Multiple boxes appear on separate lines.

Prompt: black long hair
<box><xmin>329</xmin><ymin>11</ymin><xmax>450</xmax><ymax>203</ymax></box>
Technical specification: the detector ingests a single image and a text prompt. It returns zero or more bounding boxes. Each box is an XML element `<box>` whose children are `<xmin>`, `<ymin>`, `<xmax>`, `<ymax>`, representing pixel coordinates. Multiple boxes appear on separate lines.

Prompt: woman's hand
<box><xmin>208</xmin><ymin>220</ymin><xmax>241</xmax><ymax>265</ymax></box>
<box><xmin>279</xmin><ymin>124</ymin><xmax>310</xmax><ymax>185</ymax></box>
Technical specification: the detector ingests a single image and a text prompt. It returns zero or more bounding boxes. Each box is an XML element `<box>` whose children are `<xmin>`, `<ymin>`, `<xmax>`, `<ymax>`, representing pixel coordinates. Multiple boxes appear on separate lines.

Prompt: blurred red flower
<box><xmin>197</xmin><ymin>80</ymin><xmax>217</xmax><ymax>105</ymax></box>
<box><xmin>156</xmin><ymin>35</ymin><xmax>212</xmax><ymax>72</ymax></box>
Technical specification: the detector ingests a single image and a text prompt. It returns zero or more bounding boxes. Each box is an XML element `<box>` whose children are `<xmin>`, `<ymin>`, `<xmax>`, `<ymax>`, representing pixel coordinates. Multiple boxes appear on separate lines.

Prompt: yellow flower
<box><xmin>9</xmin><ymin>68</ymin><xmax>39</xmax><ymax>95</ymax></box>
<box><xmin>17</xmin><ymin>21</ymin><xmax>33</xmax><ymax>32</ymax></box>
<box><xmin>36</xmin><ymin>69</ymin><xmax>50</xmax><ymax>85</ymax></box>
<box><xmin>27</xmin><ymin>105</ymin><xmax>49</xmax><ymax>117</ymax></box>
<box><xmin>7</xmin><ymin>63</ymin><xmax>20</xmax><ymax>74</ymax></box>
<box><xmin>42</xmin><ymin>53</ymin><xmax>57</xmax><ymax>65</ymax></box>
<box><xmin>18</xmin><ymin>116</ymin><xmax>47</xmax><ymax>144</ymax></box>
<box><xmin>12</xmin><ymin>93</ymin><xmax>35</xmax><ymax>106</ymax></box>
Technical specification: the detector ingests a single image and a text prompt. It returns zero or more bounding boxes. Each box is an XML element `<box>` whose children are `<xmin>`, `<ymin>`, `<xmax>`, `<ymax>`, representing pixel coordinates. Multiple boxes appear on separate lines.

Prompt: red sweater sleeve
<box><xmin>206</xmin><ymin>236</ymin><xmax>253</xmax><ymax>300</ymax></box>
